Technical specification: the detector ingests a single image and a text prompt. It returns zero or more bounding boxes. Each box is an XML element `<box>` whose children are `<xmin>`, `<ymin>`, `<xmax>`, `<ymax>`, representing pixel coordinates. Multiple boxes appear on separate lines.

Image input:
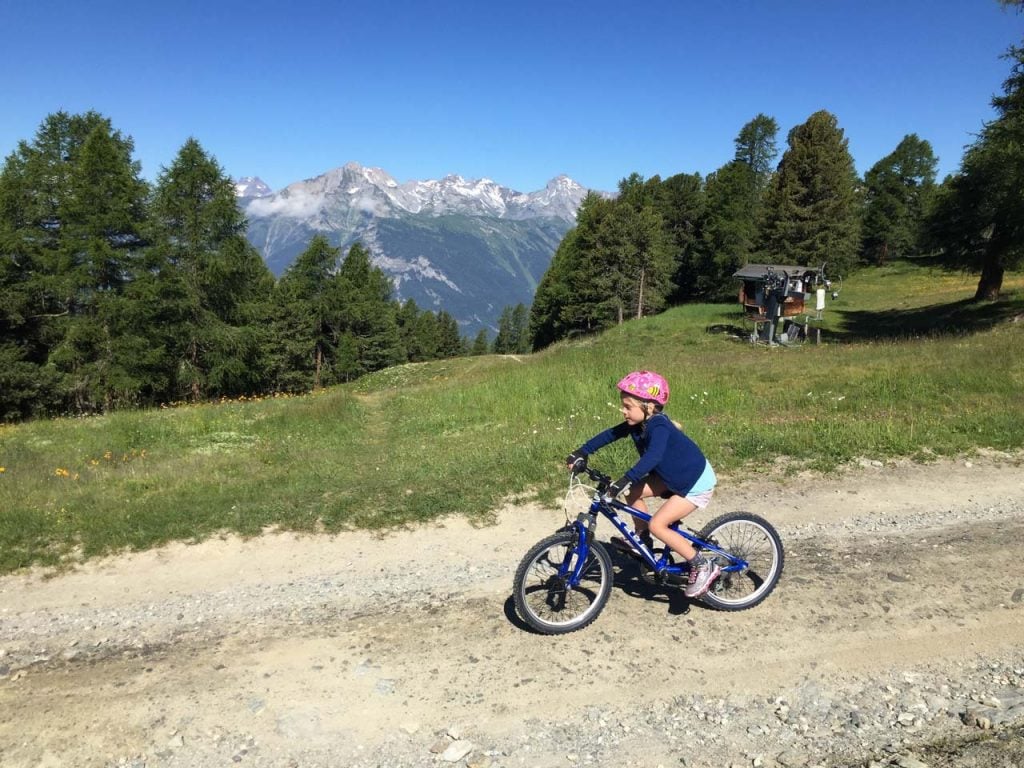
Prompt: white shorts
<box><xmin>685</xmin><ymin>488</ymin><xmax>715</xmax><ymax>509</ymax></box>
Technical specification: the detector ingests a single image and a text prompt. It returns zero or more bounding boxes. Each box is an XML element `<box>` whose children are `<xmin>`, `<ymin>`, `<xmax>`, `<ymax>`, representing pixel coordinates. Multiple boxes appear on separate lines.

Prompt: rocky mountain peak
<box><xmin>234</xmin><ymin>176</ymin><xmax>273</xmax><ymax>198</ymax></box>
<box><xmin>240</xmin><ymin>162</ymin><xmax>592</xmax><ymax>225</ymax></box>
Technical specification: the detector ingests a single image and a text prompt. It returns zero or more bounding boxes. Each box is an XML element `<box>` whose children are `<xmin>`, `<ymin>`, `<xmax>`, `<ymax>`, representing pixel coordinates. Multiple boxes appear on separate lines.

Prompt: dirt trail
<box><xmin>1</xmin><ymin>455</ymin><xmax>1023</xmax><ymax>768</ymax></box>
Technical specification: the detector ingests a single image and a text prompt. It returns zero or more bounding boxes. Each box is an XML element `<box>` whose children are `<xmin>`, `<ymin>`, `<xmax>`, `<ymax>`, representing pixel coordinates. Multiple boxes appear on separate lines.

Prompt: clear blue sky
<box><xmin>4</xmin><ymin>0</ymin><xmax>1023</xmax><ymax>194</ymax></box>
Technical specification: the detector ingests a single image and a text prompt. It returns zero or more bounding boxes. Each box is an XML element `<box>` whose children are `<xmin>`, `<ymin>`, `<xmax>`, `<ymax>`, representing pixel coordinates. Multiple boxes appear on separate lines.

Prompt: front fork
<box><xmin>561</xmin><ymin>511</ymin><xmax>599</xmax><ymax>586</ymax></box>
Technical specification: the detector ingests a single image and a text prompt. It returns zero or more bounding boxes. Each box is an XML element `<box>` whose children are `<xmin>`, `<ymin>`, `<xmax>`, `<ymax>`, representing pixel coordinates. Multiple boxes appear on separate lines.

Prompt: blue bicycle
<box><xmin>513</xmin><ymin>465</ymin><xmax>784</xmax><ymax>634</ymax></box>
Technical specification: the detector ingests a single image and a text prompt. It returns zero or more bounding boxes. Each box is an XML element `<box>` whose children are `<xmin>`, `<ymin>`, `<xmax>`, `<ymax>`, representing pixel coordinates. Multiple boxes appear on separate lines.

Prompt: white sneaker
<box><xmin>684</xmin><ymin>558</ymin><xmax>721</xmax><ymax>598</ymax></box>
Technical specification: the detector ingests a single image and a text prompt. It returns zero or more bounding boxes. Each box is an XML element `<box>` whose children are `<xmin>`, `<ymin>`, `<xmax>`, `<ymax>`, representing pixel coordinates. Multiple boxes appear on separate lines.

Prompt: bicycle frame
<box><xmin>562</xmin><ymin>491</ymin><xmax>749</xmax><ymax>587</ymax></box>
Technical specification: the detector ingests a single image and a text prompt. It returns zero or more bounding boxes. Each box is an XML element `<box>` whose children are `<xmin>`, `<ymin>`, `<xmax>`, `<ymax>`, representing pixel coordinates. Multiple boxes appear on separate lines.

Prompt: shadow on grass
<box><xmin>832</xmin><ymin>293</ymin><xmax>1024</xmax><ymax>342</ymax></box>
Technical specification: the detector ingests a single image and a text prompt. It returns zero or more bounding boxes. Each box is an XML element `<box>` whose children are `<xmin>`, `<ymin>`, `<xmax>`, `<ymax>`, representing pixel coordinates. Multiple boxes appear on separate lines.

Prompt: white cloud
<box><xmin>245</xmin><ymin>190</ymin><xmax>324</xmax><ymax>219</ymax></box>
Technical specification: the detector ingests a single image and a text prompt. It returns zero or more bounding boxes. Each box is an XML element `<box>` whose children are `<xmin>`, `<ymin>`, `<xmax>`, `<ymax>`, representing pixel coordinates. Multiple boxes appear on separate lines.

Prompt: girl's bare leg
<box><xmin>648</xmin><ymin>495</ymin><xmax>700</xmax><ymax>561</ymax></box>
<box><xmin>625</xmin><ymin>482</ymin><xmax>653</xmax><ymax>538</ymax></box>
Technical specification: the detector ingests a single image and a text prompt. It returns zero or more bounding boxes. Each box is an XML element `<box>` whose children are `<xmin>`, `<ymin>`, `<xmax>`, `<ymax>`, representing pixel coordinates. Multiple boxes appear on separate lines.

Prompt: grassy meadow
<box><xmin>1</xmin><ymin>260</ymin><xmax>1022</xmax><ymax>573</ymax></box>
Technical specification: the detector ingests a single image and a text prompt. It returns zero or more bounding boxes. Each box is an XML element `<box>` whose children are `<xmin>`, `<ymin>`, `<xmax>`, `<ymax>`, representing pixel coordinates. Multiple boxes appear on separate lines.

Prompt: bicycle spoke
<box><xmin>514</xmin><ymin>532</ymin><xmax>613</xmax><ymax>633</ymax></box>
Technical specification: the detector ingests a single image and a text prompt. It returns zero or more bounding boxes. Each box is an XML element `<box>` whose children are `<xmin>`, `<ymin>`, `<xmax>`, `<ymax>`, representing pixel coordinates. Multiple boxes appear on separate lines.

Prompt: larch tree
<box><xmin>271</xmin><ymin>234</ymin><xmax>341</xmax><ymax>391</ymax></box>
<box><xmin>333</xmin><ymin>242</ymin><xmax>404</xmax><ymax>378</ymax></box>
<box><xmin>148</xmin><ymin>138</ymin><xmax>274</xmax><ymax>401</ymax></box>
<box><xmin>759</xmin><ymin>110</ymin><xmax>861</xmax><ymax>277</ymax></box>
<box><xmin>860</xmin><ymin>134</ymin><xmax>937</xmax><ymax>265</ymax></box>
<box><xmin>701</xmin><ymin>114</ymin><xmax>779</xmax><ymax>299</ymax></box>
<box><xmin>0</xmin><ymin>111</ymin><xmax>150</xmax><ymax>415</ymax></box>
<box><xmin>925</xmin><ymin>41</ymin><xmax>1024</xmax><ymax>299</ymax></box>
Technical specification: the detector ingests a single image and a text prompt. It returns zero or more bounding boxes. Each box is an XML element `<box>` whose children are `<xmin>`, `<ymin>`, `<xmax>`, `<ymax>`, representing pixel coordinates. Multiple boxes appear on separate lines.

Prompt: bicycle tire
<box><xmin>512</xmin><ymin>530</ymin><xmax>613</xmax><ymax>634</ymax></box>
<box><xmin>696</xmin><ymin>512</ymin><xmax>784</xmax><ymax>611</ymax></box>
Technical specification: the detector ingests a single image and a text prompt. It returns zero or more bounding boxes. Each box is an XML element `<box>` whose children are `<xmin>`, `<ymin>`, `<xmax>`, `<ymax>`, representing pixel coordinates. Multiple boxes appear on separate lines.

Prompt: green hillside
<box><xmin>1</xmin><ymin>260</ymin><xmax>1022</xmax><ymax>574</ymax></box>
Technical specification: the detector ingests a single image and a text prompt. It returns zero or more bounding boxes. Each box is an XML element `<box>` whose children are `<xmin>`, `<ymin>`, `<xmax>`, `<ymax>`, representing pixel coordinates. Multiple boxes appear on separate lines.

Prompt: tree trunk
<box><xmin>314</xmin><ymin>344</ymin><xmax>322</xmax><ymax>390</ymax></box>
<box><xmin>188</xmin><ymin>339</ymin><xmax>201</xmax><ymax>402</ymax></box>
<box><xmin>636</xmin><ymin>267</ymin><xmax>646</xmax><ymax>320</ymax></box>
<box><xmin>974</xmin><ymin>253</ymin><xmax>1004</xmax><ymax>301</ymax></box>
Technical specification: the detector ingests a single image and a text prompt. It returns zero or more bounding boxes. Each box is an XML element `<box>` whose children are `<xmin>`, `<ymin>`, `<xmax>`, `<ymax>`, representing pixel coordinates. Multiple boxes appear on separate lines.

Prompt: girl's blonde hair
<box><xmin>621</xmin><ymin>393</ymin><xmax>683</xmax><ymax>429</ymax></box>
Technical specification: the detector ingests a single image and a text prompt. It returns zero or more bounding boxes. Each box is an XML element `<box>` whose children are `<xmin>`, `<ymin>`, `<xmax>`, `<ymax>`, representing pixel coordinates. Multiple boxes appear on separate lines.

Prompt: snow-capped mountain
<box><xmin>242</xmin><ymin>162</ymin><xmax>587</xmax><ymax>224</ymax></box>
<box><xmin>240</xmin><ymin>163</ymin><xmax>597</xmax><ymax>334</ymax></box>
<box><xmin>234</xmin><ymin>176</ymin><xmax>273</xmax><ymax>198</ymax></box>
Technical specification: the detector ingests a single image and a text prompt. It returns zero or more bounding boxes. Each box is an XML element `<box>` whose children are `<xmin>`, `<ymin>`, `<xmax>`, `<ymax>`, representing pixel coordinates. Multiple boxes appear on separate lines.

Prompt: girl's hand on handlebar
<box><xmin>604</xmin><ymin>476</ymin><xmax>630</xmax><ymax>500</ymax></box>
<box><xmin>566</xmin><ymin>451</ymin><xmax>588</xmax><ymax>473</ymax></box>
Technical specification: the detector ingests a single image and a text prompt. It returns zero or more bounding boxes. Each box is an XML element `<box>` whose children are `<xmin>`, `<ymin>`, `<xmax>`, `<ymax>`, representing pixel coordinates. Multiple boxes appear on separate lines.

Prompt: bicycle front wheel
<box><xmin>697</xmin><ymin>512</ymin><xmax>784</xmax><ymax>611</ymax></box>
<box><xmin>513</xmin><ymin>530</ymin><xmax>613</xmax><ymax>634</ymax></box>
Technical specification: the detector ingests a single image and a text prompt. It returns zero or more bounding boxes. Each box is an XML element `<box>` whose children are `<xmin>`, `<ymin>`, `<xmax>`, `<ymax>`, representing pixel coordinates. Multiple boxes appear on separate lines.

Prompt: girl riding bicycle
<box><xmin>567</xmin><ymin>370</ymin><xmax>720</xmax><ymax>598</ymax></box>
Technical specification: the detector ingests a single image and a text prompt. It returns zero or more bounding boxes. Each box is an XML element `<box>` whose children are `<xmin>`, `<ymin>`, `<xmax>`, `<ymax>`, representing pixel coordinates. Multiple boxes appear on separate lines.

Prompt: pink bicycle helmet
<box><xmin>616</xmin><ymin>370</ymin><xmax>670</xmax><ymax>406</ymax></box>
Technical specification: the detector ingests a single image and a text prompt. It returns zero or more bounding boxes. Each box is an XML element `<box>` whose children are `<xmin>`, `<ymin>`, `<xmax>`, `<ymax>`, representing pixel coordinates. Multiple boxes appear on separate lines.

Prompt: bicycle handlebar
<box><xmin>572</xmin><ymin>464</ymin><xmax>612</xmax><ymax>490</ymax></box>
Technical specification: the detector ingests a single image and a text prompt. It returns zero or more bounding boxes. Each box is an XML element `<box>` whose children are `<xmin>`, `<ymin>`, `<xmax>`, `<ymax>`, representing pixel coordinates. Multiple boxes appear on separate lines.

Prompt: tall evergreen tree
<box><xmin>560</xmin><ymin>193</ymin><xmax>620</xmax><ymax>333</ymax></box>
<box><xmin>493</xmin><ymin>303</ymin><xmax>531</xmax><ymax>354</ymax></box>
<box><xmin>148</xmin><ymin>138</ymin><xmax>274</xmax><ymax>400</ymax></box>
<box><xmin>528</xmin><ymin>184</ymin><xmax>672</xmax><ymax>348</ymax></box>
<box><xmin>0</xmin><ymin>111</ymin><xmax>151</xmax><ymax>415</ymax></box>
<box><xmin>700</xmin><ymin>115</ymin><xmax>780</xmax><ymax>299</ymax></box>
<box><xmin>333</xmin><ymin>242</ymin><xmax>404</xmax><ymax>378</ymax></box>
<box><xmin>510</xmin><ymin>303</ymin><xmax>530</xmax><ymax>353</ymax></box>
<box><xmin>735</xmin><ymin>114</ymin><xmax>780</xmax><ymax>179</ymax></box>
<box><xmin>50</xmin><ymin>122</ymin><xmax>152</xmax><ymax>411</ymax></box>
<box><xmin>528</xmin><ymin>226</ymin><xmax>579</xmax><ymax>350</ymax></box>
<box><xmin>270</xmin><ymin>234</ymin><xmax>341</xmax><ymax>391</ymax></box>
<box><xmin>609</xmin><ymin>174</ymin><xmax>674</xmax><ymax>321</ymax></box>
<box><xmin>397</xmin><ymin>297</ymin><xmax>436</xmax><ymax>362</ymax></box>
<box><xmin>470</xmin><ymin>328</ymin><xmax>490</xmax><ymax>356</ymax></box>
<box><xmin>654</xmin><ymin>172</ymin><xmax>708</xmax><ymax>302</ymax></box>
<box><xmin>759</xmin><ymin>110</ymin><xmax>861</xmax><ymax>276</ymax></box>
<box><xmin>924</xmin><ymin>41</ymin><xmax>1024</xmax><ymax>299</ymax></box>
<box><xmin>434</xmin><ymin>310</ymin><xmax>466</xmax><ymax>359</ymax></box>
<box><xmin>861</xmin><ymin>134</ymin><xmax>937</xmax><ymax>265</ymax></box>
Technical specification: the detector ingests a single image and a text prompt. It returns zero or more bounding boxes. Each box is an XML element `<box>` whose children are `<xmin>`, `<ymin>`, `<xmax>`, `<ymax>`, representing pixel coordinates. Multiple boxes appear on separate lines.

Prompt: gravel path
<box><xmin>1</xmin><ymin>456</ymin><xmax>1023</xmax><ymax>768</ymax></box>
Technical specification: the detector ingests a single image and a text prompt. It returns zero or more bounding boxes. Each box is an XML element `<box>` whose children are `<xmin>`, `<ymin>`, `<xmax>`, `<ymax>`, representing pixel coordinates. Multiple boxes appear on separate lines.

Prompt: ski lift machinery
<box><xmin>733</xmin><ymin>263</ymin><xmax>841</xmax><ymax>345</ymax></box>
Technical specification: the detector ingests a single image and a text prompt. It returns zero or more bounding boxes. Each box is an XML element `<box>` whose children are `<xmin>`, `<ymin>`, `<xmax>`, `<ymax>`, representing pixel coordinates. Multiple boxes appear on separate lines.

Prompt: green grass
<box><xmin>1</xmin><ymin>260</ymin><xmax>1022</xmax><ymax>573</ymax></box>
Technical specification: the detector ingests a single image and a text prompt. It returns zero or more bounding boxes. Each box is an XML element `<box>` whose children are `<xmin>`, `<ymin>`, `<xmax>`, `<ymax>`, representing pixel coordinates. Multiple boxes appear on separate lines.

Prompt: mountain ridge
<box><xmin>239</xmin><ymin>163</ymin><xmax>598</xmax><ymax>334</ymax></box>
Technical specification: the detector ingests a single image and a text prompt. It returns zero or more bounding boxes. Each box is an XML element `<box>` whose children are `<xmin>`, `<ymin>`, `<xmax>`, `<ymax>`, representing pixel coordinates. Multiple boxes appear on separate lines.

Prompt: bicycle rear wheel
<box><xmin>513</xmin><ymin>530</ymin><xmax>613</xmax><ymax>634</ymax></box>
<box><xmin>697</xmin><ymin>512</ymin><xmax>783</xmax><ymax>611</ymax></box>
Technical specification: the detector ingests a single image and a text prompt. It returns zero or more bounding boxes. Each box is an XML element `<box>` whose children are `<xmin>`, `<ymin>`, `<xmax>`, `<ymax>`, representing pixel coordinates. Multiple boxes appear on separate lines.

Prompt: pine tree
<box><xmin>270</xmin><ymin>234</ymin><xmax>341</xmax><ymax>391</ymax></box>
<box><xmin>608</xmin><ymin>174</ymin><xmax>674</xmax><ymax>321</ymax></box>
<box><xmin>0</xmin><ymin>111</ymin><xmax>151</xmax><ymax>415</ymax></box>
<box><xmin>397</xmin><ymin>298</ymin><xmax>435</xmax><ymax>362</ymax></box>
<box><xmin>470</xmin><ymin>328</ymin><xmax>490</xmax><ymax>355</ymax></box>
<box><xmin>735</xmin><ymin>114</ymin><xmax>780</xmax><ymax>185</ymax></box>
<box><xmin>493</xmin><ymin>303</ymin><xmax>531</xmax><ymax>354</ymax></box>
<box><xmin>528</xmin><ymin>227</ymin><xmax>578</xmax><ymax>350</ymax></box>
<box><xmin>655</xmin><ymin>172</ymin><xmax>708</xmax><ymax>302</ymax></box>
<box><xmin>510</xmin><ymin>303</ymin><xmax>530</xmax><ymax>353</ymax></box>
<box><xmin>924</xmin><ymin>41</ymin><xmax>1024</xmax><ymax>299</ymax></box>
<box><xmin>700</xmin><ymin>115</ymin><xmax>779</xmax><ymax>299</ymax></box>
<box><xmin>148</xmin><ymin>138</ymin><xmax>274</xmax><ymax>400</ymax></box>
<box><xmin>50</xmin><ymin>122</ymin><xmax>152</xmax><ymax>411</ymax></box>
<box><xmin>759</xmin><ymin>111</ymin><xmax>861</xmax><ymax>276</ymax></box>
<box><xmin>861</xmin><ymin>134</ymin><xmax>937</xmax><ymax>265</ymax></box>
<box><xmin>434</xmin><ymin>310</ymin><xmax>466</xmax><ymax>358</ymax></box>
<box><xmin>528</xmin><ymin>186</ymin><xmax>668</xmax><ymax>347</ymax></box>
<box><xmin>493</xmin><ymin>306</ymin><xmax>515</xmax><ymax>354</ymax></box>
<box><xmin>334</xmin><ymin>242</ymin><xmax>404</xmax><ymax>378</ymax></box>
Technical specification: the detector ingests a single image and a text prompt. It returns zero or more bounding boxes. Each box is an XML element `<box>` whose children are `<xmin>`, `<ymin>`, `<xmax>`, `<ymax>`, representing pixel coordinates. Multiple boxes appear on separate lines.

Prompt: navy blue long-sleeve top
<box><xmin>579</xmin><ymin>413</ymin><xmax>715</xmax><ymax>495</ymax></box>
